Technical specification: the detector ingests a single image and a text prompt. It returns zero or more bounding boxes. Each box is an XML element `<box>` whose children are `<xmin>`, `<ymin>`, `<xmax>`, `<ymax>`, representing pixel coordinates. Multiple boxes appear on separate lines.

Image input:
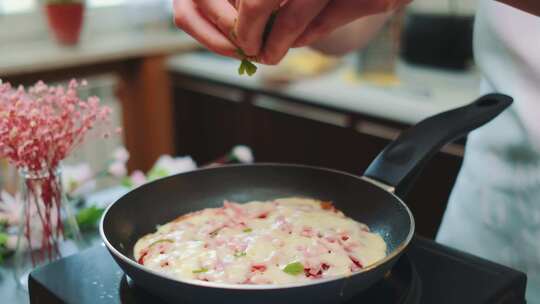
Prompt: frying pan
<box><xmin>101</xmin><ymin>94</ymin><xmax>512</xmax><ymax>304</ymax></box>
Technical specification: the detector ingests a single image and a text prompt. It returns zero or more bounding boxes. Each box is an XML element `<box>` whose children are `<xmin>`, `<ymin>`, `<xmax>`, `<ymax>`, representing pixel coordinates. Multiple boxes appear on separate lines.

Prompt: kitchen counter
<box><xmin>0</xmin><ymin>30</ymin><xmax>197</xmax><ymax>77</ymax></box>
<box><xmin>168</xmin><ymin>52</ymin><xmax>481</xmax><ymax>125</ymax></box>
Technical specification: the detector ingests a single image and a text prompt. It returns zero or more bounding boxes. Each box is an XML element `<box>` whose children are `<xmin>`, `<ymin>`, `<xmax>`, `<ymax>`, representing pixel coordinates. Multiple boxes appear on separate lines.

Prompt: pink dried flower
<box><xmin>0</xmin><ymin>79</ymin><xmax>112</xmax><ymax>171</ymax></box>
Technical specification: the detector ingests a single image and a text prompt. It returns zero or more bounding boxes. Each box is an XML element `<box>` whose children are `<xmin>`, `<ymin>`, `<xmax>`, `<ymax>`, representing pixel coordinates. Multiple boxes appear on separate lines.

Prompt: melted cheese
<box><xmin>134</xmin><ymin>198</ymin><xmax>386</xmax><ymax>285</ymax></box>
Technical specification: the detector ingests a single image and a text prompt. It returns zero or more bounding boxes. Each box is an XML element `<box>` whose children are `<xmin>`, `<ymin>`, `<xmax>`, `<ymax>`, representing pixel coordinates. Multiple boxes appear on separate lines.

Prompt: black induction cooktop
<box><xmin>28</xmin><ymin>237</ymin><xmax>527</xmax><ymax>304</ymax></box>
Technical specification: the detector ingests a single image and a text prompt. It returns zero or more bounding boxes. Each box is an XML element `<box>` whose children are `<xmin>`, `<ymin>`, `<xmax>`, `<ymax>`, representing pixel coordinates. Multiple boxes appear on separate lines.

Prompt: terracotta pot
<box><xmin>44</xmin><ymin>2</ymin><xmax>85</xmax><ymax>46</ymax></box>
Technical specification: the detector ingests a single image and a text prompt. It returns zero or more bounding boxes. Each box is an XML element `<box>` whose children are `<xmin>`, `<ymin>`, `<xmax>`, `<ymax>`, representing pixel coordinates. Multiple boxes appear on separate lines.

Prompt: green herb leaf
<box><xmin>76</xmin><ymin>206</ymin><xmax>105</xmax><ymax>231</ymax></box>
<box><xmin>238</xmin><ymin>58</ymin><xmax>257</xmax><ymax>76</ymax></box>
<box><xmin>192</xmin><ymin>268</ymin><xmax>209</xmax><ymax>274</ymax></box>
<box><xmin>238</xmin><ymin>60</ymin><xmax>247</xmax><ymax>75</ymax></box>
<box><xmin>283</xmin><ymin>262</ymin><xmax>304</xmax><ymax>276</ymax></box>
<box><xmin>234</xmin><ymin>251</ymin><xmax>247</xmax><ymax>257</ymax></box>
<box><xmin>244</xmin><ymin>60</ymin><xmax>258</xmax><ymax>76</ymax></box>
<box><xmin>243</xmin><ymin>228</ymin><xmax>253</xmax><ymax>233</ymax></box>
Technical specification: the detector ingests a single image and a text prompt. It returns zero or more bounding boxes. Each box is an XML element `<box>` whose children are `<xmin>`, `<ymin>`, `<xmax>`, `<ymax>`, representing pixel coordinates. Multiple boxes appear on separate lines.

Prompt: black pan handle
<box><xmin>363</xmin><ymin>93</ymin><xmax>513</xmax><ymax>198</ymax></box>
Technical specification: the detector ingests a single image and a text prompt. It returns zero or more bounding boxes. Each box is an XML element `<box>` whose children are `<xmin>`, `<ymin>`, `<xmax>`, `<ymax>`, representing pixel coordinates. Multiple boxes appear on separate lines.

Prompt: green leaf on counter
<box><xmin>283</xmin><ymin>262</ymin><xmax>304</xmax><ymax>276</ymax></box>
<box><xmin>76</xmin><ymin>206</ymin><xmax>105</xmax><ymax>231</ymax></box>
<box><xmin>121</xmin><ymin>177</ymin><xmax>134</xmax><ymax>188</ymax></box>
<box><xmin>0</xmin><ymin>232</ymin><xmax>9</xmax><ymax>264</ymax></box>
<box><xmin>0</xmin><ymin>233</ymin><xmax>8</xmax><ymax>246</ymax></box>
<box><xmin>0</xmin><ymin>218</ymin><xmax>7</xmax><ymax>228</ymax></box>
<box><xmin>243</xmin><ymin>228</ymin><xmax>253</xmax><ymax>233</ymax></box>
<box><xmin>192</xmin><ymin>268</ymin><xmax>209</xmax><ymax>274</ymax></box>
<box><xmin>147</xmin><ymin>167</ymin><xmax>169</xmax><ymax>181</ymax></box>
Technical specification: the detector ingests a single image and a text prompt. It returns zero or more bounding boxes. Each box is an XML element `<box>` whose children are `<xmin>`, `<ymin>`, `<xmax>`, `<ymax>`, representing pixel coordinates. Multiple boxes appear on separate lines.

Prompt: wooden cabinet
<box><xmin>171</xmin><ymin>73</ymin><xmax>463</xmax><ymax>239</ymax></box>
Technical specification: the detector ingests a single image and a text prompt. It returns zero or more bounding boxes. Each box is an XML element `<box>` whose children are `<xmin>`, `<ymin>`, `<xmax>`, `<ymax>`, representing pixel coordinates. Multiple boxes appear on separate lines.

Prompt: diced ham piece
<box><xmin>304</xmin><ymin>263</ymin><xmax>330</xmax><ymax>278</ymax></box>
<box><xmin>138</xmin><ymin>250</ymin><xmax>149</xmax><ymax>265</ymax></box>
<box><xmin>349</xmin><ymin>256</ymin><xmax>363</xmax><ymax>270</ymax></box>
<box><xmin>251</xmin><ymin>264</ymin><xmax>267</xmax><ymax>272</ymax></box>
<box><xmin>257</xmin><ymin>212</ymin><xmax>269</xmax><ymax>219</ymax></box>
<box><xmin>301</xmin><ymin>226</ymin><xmax>314</xmax><ymax>237</ymax></box>
<box><xmin>325</xmin><ymin>236</ymin><xmax>337</xmax><ymax>243</ymax></box>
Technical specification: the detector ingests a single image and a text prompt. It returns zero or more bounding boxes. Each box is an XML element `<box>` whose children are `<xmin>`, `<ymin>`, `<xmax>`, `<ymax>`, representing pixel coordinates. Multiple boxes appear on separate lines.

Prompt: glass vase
<box><xmin>13</xmin><ymin>166</ymin><xmax>82</xmax><ymax>290</ymax></box>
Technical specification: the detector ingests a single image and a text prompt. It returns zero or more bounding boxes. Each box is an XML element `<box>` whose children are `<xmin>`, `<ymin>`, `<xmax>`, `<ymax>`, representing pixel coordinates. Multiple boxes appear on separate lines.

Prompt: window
<box><xmin>0</xmin><ymin>0</ymin><xmax>129</xmax><ymax>15</ymax></box>
<box><xmin>88</xmin><ymin>0</ymin><xmax>128</xmax><ymax>7</ymax></box>
<box><xmin>0</xmin><ymin>0</ymin><xmax>34</xmax><ymax>14</ymax></box>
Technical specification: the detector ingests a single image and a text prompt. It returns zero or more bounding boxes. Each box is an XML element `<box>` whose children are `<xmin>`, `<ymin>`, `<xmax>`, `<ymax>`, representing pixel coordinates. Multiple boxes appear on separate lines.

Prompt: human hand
<box><xmin>173</xmin><ymin>0</ymin><xmax>412</xmax><ymax>64</ymax></box>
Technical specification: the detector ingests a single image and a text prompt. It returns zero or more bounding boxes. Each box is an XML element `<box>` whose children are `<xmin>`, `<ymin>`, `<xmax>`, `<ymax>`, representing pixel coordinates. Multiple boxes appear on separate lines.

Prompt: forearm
<box><xmin>309</xmin><ymin>13</ymin><xmax>391</xmax><ymax>56</ymax></box>
<box><xmin>497</xmin><ymin>0</ymin><xmax>540</xmax><ymax>16</ymax></box>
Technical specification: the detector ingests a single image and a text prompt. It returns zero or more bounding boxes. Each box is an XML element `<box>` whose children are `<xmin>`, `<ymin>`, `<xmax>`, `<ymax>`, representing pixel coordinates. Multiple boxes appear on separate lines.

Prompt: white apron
<box><xmin>437</xmin><ymin>1</ymin><xmax>540</xmax><ymax>302</ymax></box>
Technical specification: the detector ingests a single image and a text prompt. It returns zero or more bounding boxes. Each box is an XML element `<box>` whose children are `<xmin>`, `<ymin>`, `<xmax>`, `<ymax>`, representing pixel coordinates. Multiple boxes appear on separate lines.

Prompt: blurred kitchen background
<box><xmin>0</xmin><ymin>0</ymin><xmax>480</xmax><ymax>239</ymax></box>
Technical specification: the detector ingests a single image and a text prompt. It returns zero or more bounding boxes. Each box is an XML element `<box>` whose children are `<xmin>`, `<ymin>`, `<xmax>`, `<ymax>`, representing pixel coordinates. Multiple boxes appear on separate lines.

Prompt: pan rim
<box><xmin>99</xmin><ymin>163</ymin><xmax>415</xmax><ymax>290</ymax></box>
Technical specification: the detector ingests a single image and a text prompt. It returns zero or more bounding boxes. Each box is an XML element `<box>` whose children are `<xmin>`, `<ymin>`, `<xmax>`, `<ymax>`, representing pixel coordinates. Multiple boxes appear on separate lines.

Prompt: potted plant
<box><xmin>44</xmin><ymin>0</ymin><xmax>85</xmax><ymax>46</ymax></box>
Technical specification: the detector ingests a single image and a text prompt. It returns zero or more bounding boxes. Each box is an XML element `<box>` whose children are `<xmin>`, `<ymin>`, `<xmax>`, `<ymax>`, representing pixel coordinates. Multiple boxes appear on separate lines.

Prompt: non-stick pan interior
<box><xmin>102</xmin><ymin>164</ymin><xmax>413</xmax><ymax>261</ymax></box>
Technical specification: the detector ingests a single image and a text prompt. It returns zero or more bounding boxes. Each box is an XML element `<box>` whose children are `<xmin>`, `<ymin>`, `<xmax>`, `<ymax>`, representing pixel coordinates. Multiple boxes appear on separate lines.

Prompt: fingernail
<box><xmin>245</xmin><ymin>49</ymin><xmax>259</xmax><ymax>58</ymax></box>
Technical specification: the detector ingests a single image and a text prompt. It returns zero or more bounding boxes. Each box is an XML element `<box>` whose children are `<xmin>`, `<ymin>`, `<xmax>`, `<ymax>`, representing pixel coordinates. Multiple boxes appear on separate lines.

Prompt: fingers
<box><xmin>234</xmin><ymin>0</ymin><xmax>282</xmax><ymax>56</ymax></box>
<box><xmin>261</xmin><ymin>0</ymin><xmax>330</xmax><ymax>65</ymax></box>
<box><xmin>173</xmin><ymin>0</ymin><xmax>237</xmax><ymax>57</ymax></box>
<box><xmin>294</xmin><ymin>0</ymin><xmax>410</xmax><ymax>48</ymax></box>
<box><xmin>193</xmin><ymin>0</ymin><xmax>238</xmax><ymax>40</ymax></box>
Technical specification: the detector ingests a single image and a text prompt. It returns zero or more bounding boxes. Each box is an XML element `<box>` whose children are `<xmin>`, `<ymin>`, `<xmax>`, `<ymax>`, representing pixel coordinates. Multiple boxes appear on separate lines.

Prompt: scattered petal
<box><xmin>108</xmin><ymin>161</ymin><xmax>127</xmax><ymax>178</ymax></box>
